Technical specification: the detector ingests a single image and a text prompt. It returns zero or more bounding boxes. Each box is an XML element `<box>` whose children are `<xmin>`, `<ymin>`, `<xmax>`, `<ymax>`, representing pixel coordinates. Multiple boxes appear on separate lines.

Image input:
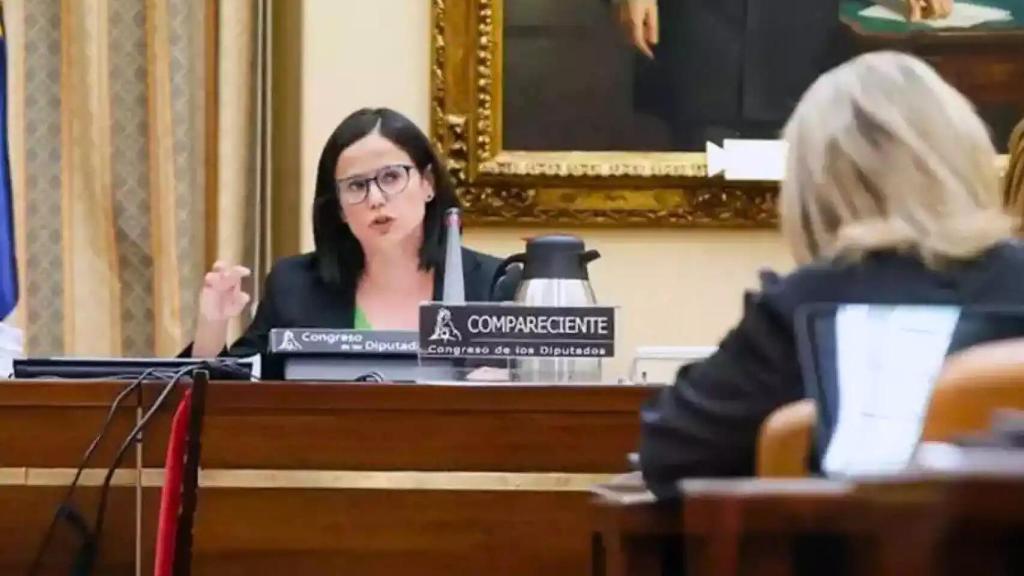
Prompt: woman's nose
<box><xmin>366</xmin><ymin>183</ymin><xmax>387</xmax><ymax>208</ymax></box>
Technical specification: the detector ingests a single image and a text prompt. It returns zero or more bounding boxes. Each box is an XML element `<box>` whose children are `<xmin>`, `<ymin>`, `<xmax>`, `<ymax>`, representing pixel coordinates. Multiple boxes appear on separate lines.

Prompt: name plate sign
<box><xmin>418</xmin><ymin>304</ymin><xmax>615</xmax><ymax>358</ymax></box>
<box><xmin>269</xmin><ymin>329</ymin><xmax>418</xmax><ymax>355</ymax></box>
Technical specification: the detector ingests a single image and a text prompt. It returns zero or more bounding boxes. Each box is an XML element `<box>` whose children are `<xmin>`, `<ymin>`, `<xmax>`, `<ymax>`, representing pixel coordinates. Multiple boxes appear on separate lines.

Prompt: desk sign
<box><xmin>418</xmin><ymin>304</ymin><xmax>615</xmax><ymax>358</ymax></box>
<box><xmin>269</xmin><ymin>328</ymin><xmax>418</xmax><ymax>355</ymax></box>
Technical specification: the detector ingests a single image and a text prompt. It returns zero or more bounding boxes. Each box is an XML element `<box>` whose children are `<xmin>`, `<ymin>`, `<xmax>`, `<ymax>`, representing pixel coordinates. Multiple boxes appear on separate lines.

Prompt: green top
<box><xmin>353</xmin><ymin>307</ymin><xmax>373</xmax><ymax>330</ymax></box>
<box><xmin>840</xmin><ymin>0</ymin><xmax>1024</xmax><ymax>33</ymax></box>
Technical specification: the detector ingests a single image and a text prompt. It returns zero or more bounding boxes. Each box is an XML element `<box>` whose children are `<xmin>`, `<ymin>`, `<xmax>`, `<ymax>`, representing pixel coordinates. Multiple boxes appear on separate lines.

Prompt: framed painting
<box><xmin>429</xmin><ymin>0</ymin><xmax>778</xmax><ymax>228</ymax></box>
<box><xmin>430</xmin><ymin>0</ymin><xmax>1023</xmax><ymax>228</ymax></box>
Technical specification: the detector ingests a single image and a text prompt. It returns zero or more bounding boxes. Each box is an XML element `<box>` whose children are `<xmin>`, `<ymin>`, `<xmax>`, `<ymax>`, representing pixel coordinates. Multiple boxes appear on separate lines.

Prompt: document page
<box><xmin>859</xmin><ymin>2</ymin><xmax>1013</xmax><ymax>28</ymax></box>
<box><xmin>823</xmin><ymin>305</ymin><xmax>960</xmax><ymax>476</ymax></box>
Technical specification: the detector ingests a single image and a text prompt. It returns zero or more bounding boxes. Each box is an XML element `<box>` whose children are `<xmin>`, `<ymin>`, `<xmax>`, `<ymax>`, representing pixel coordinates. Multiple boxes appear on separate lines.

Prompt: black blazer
<box><xmin>635</xmin><ymin>0</ymin><xmax>843</xmax><ymax>130</ymax></box>
<box><xmin>208</xmin><ymin>248</ymin><xmax>507</xmax><ymax>371</ymax></box>
<box><xmin>639</xmin><ymin>242</ymin><xmax>1024</xmax><ymax>499</ymax></box>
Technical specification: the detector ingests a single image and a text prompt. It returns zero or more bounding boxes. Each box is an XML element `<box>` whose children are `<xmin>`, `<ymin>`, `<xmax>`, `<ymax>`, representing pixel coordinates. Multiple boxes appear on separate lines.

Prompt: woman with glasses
<box><xmin>189</xmin><ymin>108</ymin><xmax>508</xmax><ymax>364</ymax></box>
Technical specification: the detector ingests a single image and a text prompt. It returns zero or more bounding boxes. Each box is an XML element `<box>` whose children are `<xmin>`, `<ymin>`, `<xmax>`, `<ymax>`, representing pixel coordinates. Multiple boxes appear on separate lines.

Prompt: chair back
<box><xmin>922</xmin><ymin>337</ymin><xmax>1024</xmax><ymax>441</ymax></box>
<box><xmin>756</xmin><ymin>399</ymin><xmax>817</xmax><ymax>477</ymax></box>
<box><xmin>757</xmin><ymin>338</ymin><xmax>1024</xmax><ymax>477</ymax></box>
<box><xmin>154</xmin><ymin>391</ymin><xmax>191</xmax><ymax>576</ymax></box>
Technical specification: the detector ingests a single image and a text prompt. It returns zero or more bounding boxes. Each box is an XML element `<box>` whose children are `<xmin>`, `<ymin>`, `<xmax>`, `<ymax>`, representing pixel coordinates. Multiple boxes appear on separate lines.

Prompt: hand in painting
<box><xmin>891</xmin><ymin>0</ymin><xmax>955</xmax><ymax>21</ymax></box>
<box><xmin>617</xmin><ymin>0</ymin><xmax>658</xmax><ymax>59</ymax></box>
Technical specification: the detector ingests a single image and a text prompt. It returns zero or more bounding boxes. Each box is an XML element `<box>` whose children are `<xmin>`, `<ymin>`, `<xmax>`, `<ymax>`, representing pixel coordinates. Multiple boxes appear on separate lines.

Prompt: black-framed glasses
<box><xmin>336</xmin><ymin>164</ymin><xmax>416</xmax><ymax>205</ymax></box>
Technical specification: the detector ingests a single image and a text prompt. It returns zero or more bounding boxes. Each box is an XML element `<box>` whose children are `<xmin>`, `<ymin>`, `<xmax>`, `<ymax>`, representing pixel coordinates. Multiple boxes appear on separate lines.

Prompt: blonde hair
<box><xmin>780</xmin><ymin>51</ymin><xmax>1014</xmax><ymax>267</ymax></box>
<box><xmin>1005</xmin><ymin>118</ymin><xmax>1024</xmax><ymax>226</ymax></box>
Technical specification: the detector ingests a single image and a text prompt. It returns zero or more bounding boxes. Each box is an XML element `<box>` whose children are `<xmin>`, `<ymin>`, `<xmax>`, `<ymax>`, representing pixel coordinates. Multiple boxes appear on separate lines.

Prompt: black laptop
<box><xmin>12</xmin><ymin>357</ymin><xmax>253</xmax><ymax>380</ymax></box>
<box><xmin>795</xmin><ymin>303</ymin><xmax>1024</xmax><ymax>477</ymax></box>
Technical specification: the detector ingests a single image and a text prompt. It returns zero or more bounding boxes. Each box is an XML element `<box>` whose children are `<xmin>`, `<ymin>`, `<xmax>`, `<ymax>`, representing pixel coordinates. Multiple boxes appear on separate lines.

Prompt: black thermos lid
<box><xmin>522</xmin><ymin>235</ymin><xmax>598</xmax><ymax>280</ymax></box>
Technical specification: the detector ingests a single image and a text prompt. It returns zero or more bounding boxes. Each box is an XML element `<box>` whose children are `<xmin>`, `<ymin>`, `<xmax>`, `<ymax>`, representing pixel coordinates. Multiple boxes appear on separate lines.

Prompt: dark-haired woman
<box><xmin>190</xmin><ymin>108</ymin><xmax>505</xmax><ymax>363</ymax></box>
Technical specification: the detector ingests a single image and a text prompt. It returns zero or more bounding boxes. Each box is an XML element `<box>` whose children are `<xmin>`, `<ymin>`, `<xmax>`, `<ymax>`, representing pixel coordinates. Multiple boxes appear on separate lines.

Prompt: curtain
<box><xmin>6</xmin><ymin>0</ymin><xmax>268</xmax><ymax>357</ymax></box>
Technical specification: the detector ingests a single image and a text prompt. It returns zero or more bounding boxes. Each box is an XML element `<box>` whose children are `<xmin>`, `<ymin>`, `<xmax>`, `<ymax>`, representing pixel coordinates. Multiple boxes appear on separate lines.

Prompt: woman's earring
<box><xmin>426</xmin><ymin>193</ymin><xmax>435</xmax><ymax>201</ymax></box>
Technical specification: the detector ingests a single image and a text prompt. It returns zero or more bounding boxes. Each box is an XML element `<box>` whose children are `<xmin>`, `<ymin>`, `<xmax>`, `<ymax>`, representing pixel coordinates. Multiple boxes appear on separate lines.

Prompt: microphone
<box><xmin>442</xmin><ymin>208</ymin><xmax>465</xmax><ymax>304</ymax></box>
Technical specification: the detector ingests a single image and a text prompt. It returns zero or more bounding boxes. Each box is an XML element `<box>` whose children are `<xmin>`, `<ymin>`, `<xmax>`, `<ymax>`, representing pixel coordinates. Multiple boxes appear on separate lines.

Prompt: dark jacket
<box><xmin>636</xmin><ymin>0</ymin><xmax>844</xmax><ymax>136</ymax></box>
<box><xmin>198</xmin><ymin>248</ymin><xmax>508</xmax><ymax>376</ymax></box>
<box><xmin>639</xmin><ymin>242</ymin><xmax>1024</xmax><ymax>499</ymax></box>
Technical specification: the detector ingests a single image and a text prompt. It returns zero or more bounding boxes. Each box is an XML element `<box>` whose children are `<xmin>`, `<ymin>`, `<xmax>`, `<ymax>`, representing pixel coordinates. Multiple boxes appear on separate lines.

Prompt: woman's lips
<box><xmin>369</xmin><ymin>215</ymin><xmax>395</xmax><ymax>231</ymax></box>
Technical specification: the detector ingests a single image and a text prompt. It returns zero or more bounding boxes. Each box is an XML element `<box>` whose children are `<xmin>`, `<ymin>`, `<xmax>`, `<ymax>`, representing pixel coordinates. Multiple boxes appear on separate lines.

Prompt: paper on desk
<box><xmin>823</xmin><ymin>305</ymin><xmax>960</xmax><ymax>477</ymax></box>
<box><xmin>859</xmin><ymin>2</ymin><xmax>1013</xmax><ymax>28</ymax></box>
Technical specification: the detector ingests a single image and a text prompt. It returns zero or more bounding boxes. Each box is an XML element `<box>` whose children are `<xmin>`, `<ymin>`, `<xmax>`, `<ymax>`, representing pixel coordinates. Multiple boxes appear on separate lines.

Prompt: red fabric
<box><xmin>154</xmin><ymin>390</ymin><xmax>192</xmax><ymax>576</ymax></box>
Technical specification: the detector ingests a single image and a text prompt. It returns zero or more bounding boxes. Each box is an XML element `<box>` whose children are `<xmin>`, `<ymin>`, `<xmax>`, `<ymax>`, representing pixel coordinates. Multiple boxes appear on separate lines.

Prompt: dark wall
<box><xmin>502</xmin><ymin>0</ymin><xmax>672</xmax><ymax>151</ymax></box>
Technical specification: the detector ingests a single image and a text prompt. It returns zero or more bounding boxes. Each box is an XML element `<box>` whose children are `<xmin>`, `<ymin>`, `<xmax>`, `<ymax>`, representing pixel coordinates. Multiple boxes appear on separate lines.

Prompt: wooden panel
<box><xmin>2</xmin><ymin>380</ymin><xmax>654</xmax><ymax>576</ymax></box>
<box><xmin>593</xmin><ymin>476</ymin><xmax>1024</xmax><ymax>576</ymax></box>
<box><xmin>140</xmin><ymin>383</ymin><xmax>654</xmax><ymax>472</ymax></box>
<box><xmin>0</xmin><ymin>382</ymin><xmax>141</xmax><ymax>574</ymax></box>
<box><xmin>141</xmin><ymin>487</ymin><xmax>598</xmax><ymax>576</ymax></box>
<box><xmin>0</xmin><ymin>486</ymin><xmax>137</xmax><ymax>575</ymax></box>
<box><xmin>841</xmin><ymin>26</ymin><xmax>1024</xmax><ymax>147</ymax></box>
<box><xmin>145</xmin><ymin>381</ymin><xmax>658</xmax><ymax>412</ymax></box>
<box><xmin>0</xmin><ymin>381</ymin><xmax>139</xmax><ymax>467</ymax></box>
<box><xmin>917</xmin><ymin>46</ymin><xmax>1024</xmax><ymax>108</ymax></box>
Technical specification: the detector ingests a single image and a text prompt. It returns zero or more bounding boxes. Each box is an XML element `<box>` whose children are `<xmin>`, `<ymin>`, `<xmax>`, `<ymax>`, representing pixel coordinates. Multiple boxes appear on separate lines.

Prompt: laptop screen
<box><xmin>796</xmin><ymin>304</ymin><xmax>1024</xmax><ymax>477</ymax></box>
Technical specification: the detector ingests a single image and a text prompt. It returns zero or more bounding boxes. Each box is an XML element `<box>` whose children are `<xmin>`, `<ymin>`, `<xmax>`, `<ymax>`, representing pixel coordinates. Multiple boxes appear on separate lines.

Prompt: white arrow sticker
<box><xmin>706</xmin><ymin>139</ymin><xmax>788</xmax><ymax>181</ymax></box>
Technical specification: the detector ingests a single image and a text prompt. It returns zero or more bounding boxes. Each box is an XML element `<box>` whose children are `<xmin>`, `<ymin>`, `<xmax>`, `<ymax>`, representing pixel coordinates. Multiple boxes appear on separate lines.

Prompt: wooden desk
<box><xmin>591</xmin><ymin>472</ymin><xmax>1024</xmax><ymax>576</ymax></box>
<box><xmin>590</xmin><ymin>478</ymin><xmax>681</xmax><ymax>576</ymax></box>
<box><xmin>0</xmin><ymin>380</ymin><xmax>656</xmax><ymax>575</ymax></box>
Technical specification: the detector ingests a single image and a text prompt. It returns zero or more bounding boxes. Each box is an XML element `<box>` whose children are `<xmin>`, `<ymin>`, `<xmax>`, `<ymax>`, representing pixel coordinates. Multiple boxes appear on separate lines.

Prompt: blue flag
<box><xmin>0</xmin><ymin>10</ymin><xmax>18</xmax><ymax>320</ymax></box>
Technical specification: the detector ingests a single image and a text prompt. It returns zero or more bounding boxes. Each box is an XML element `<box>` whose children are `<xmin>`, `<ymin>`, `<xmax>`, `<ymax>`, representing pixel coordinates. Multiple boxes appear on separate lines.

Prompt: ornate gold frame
<box><xmin>430</xmin><ymin>0</ymin><xmax>778</xmax><ymax>227</ymax></box>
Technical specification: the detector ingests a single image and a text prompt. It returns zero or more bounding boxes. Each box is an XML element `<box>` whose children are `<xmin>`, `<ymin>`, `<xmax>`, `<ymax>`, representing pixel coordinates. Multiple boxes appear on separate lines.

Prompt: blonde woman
<box><xmin>640</xmin><ymin>52</ymin><xmax>1024</xmax><ymax>498</ymax></box>
<box><xmin>1004</xmin><ymin>118</ymin><xmax>1024</xmax><ymax>225</ymax></box>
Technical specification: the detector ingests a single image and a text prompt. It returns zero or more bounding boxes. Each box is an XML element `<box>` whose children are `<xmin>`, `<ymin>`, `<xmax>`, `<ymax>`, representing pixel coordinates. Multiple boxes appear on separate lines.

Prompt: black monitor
<box><xmin>795</xmin><ymin>303</ymin><xmax>1024</xmax><ymax>476</ymax></box>
<box><xmin>12</xmin><ymin>357</ymin><xmax>253</xmax><ymax>380</ymax></box>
